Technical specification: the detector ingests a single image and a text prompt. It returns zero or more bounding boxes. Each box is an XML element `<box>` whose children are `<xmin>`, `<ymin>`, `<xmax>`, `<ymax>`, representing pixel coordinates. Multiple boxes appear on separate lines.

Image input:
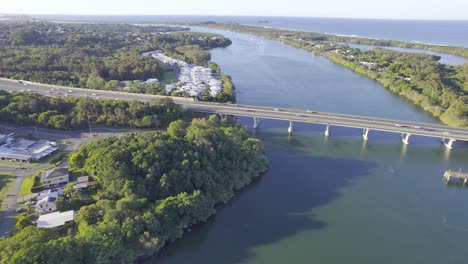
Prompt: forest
<box><xmin>0</xmin><ymin>21</ymin><xmax>231</xmax><ymax>92</ymax></box>
<box><xmin>0</xmin><ymin>116</ymin><xmax>268</xmax><ymax>264</ymax></box>
<box><xmin>197</xmin><ymin>22</ymin><xmax>468</xmax><ymax>127</ymax></box>
<box><xmin>0</xmin><ymin>90</ymin><xmax>185</xmax><ymax>130</ymax></box>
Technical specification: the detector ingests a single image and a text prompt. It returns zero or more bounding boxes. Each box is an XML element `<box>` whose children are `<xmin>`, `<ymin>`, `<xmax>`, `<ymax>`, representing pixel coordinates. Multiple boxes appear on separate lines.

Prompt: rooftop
<box><xmin>37</xmin><ymin>210</ymin><xmax>75</xmax><ymax>228</ymax></box>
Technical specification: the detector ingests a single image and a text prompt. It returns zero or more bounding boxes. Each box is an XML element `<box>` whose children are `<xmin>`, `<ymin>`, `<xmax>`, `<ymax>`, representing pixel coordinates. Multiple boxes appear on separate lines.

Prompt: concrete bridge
<box><xmin>1</xmin><ymin>78</ymin><xmax>468</xmax><ymax>149</ymax></box>
<box><xmin>186</xmin><ymin>102</ymin><xmax>468</xmax><ymax>149</ymax></box>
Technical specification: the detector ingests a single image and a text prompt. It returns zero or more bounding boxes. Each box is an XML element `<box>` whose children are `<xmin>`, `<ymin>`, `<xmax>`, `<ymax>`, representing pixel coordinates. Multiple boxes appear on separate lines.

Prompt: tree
<box><xmin>86</xmin><ymin>74</ymin><xmax>105</xmax><ymax>90</ymax></box>
<box><xmin>15</xmin><ymin>216</ymin><xmax>33</xmax><ymax>230</ymax></box>
<box><xmin>167</xmin><ymin>120</ymin><xmax>188</xmax><ymax>139</ymax></box>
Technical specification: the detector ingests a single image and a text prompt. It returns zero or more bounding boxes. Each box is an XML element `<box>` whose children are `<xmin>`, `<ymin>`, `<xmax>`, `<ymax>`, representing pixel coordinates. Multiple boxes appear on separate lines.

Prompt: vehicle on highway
<box><xmin>92</xmin><ymin>93</ymin><xmax>97</xmax><ymax>96</ymax></box>
<box><xmin>15</xmin><ymin>165</ymin><xmax>26</xmax><ymax>169</ymax></box>
<box><xmin>246</xmin><ymin>109</ymin><xmax>255</xmax><ymax>112</ymax></box>
<box><xmin>274</xmin><ymin>108</ymin><xmax>279</xmax><ymax>111</ymax></box>
<box><xmin>68</xmin><ymin>90</ymin><xmax>73</xmax><ymax>93</ymax></box>
<box><xmin>442</xmin><ymin>131</ymin><xmax>450</xmax><ymax>135</ymax></box>
<box><xmin>27</xmin><ymin>89</ymin><xmax>31</xmax><ymax>92</ymax></box>
<box><xmin>295</xmin><ymin>114</ymin><xmax>303</xmax><ymax>117</ymax></box>
<box><xmin>394</xmin><ymin>124</ymin><xmax>402</xmax><ymax>127</ymax></box>
<box><xmin>20</xmin><ymin>89</ymin><xmax>24</xmax><ymax>92</ymax></box>
<box><xmin>413</xmin><ymin>126</ymin><xmax>421</xmax><ymax>129</ymax></box>
<box><xmin>305</xmin><ymin>110</ymin><xmax>317</xmax><ymax>113</ymax></box>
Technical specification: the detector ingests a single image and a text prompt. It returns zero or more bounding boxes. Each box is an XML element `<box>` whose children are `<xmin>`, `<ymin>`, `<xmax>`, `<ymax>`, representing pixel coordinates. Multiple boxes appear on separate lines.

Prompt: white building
<box><xmin>37</xmin><ymin>210</ymin><xmax>75</xmax><ymax>228</ymax></box>
<box><xmin>144</xmin><ymin>51</ymin><xmax>223</xmax><ymax>98</ymax></box>
<box><xmin>0</xmin><ymin>139</ymin><xmax>58</xmax><ymax>162</ymax></box>
<box><xmin>36</xmin><ymin>195</ymin><xmax>57</xmax><ymax>214</ymax></box>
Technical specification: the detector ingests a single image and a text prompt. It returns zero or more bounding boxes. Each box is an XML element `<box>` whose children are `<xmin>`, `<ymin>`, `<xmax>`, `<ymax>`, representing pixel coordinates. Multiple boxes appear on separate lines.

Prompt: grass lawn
<box><xmin>19</xmin><ymin>175</ymin><xmax>35</xmax><ymax>196</ymax></box>
<box><xmin>19</xmin><ymin>165</ymin><xmax>53</xmax><ymax>196</ymax></box>
<box><xmin>0</xmin><ymin>172</ymin><xmax>15</xmax><ymax>199</ymax></box>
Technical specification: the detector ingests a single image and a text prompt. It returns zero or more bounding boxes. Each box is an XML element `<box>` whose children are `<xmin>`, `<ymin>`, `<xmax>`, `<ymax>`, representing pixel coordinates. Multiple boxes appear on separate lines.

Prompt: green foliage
<box><xmin>201</xmin><ymin>22</ymin><xmax>467</xmax><ymax>126</ymax></box>
<box><xmin>0</xmin><ymin>90</ymin><xmax>184</xmax><ymax>130</ymax></box>
<box><xmin>0</xmin><ymin>22</ymin><xmax>231</xmax><ymax>90</ymax></box>
<box><xmin>1</xmin><ymin>116</ymin><xmax>268</xmax><ymax>263</ymax></box>
<box><xmin>167</xmin><ymin>120</ymin><xmax>188</xmax><ymax>139</ymax></box>
<box><xmin>15</xmin><ymin>216</ymin><xmax>33</xmax><ymax>231</ymax></box>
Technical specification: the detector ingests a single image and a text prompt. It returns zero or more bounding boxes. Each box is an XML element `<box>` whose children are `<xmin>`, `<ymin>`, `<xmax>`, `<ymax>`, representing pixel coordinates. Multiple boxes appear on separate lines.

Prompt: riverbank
<box><xmin>188</xmin><ymin>23</ymin><xmax>467</xmax><ymax>128</ymax></box>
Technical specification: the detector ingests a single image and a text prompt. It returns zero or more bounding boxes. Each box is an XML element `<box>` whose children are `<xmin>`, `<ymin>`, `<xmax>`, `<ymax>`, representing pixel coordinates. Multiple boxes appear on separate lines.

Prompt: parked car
<box><xmin>16</xmin><ymin>207</ymin><xmax>27</xmax><ymax>213</ymax></box>
<box><xmin>25</xmin><ymin>200</ymin><xmax>36</xmax><ymax>206</ymax></box>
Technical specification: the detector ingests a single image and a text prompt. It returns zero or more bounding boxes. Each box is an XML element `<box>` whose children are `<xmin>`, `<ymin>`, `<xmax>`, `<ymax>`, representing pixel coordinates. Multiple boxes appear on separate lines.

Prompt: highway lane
<box><xmin>1</xmin><ymin>78</ymin><xmax>468</xmax><ymax>143</ymax></box>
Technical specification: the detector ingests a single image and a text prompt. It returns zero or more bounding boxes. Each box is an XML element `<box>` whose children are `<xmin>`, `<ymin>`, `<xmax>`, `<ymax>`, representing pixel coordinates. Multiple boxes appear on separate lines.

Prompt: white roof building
<box><xmin>144</xmin><ymin>50</ymin><xmax>223</xmax><ymax>98</ymax></box>
<box><xmin>37</xmin><ymin>210</ymin><xmax>75</xmax><ymax>228</ymax></box>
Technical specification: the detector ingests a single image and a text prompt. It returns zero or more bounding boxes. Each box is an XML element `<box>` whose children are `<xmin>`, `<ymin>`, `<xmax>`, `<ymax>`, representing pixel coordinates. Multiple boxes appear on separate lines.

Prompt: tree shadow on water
<box><xmin>156</xmin><ymin>141</ymin><xmax>377</xmax><ymax>264</ymax></box>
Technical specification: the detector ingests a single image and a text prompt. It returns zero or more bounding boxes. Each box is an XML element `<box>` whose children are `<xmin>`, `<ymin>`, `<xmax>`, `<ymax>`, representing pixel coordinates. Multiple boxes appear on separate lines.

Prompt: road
<box><xmin>1</xmin><ymin>78</ymin><xmax>468</xmax><ymax>143</ymax></box>
<box><xmin>0</xmin><ymin>122</ymin><xmax>147</xmax><ymax>236</ymax></box>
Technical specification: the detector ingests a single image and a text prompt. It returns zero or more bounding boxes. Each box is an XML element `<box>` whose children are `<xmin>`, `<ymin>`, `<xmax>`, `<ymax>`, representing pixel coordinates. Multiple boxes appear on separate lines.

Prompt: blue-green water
<box><xmin>158</xmin><ymin>28</ymin><xmax>468</xmax><ymax>264</ymax></box>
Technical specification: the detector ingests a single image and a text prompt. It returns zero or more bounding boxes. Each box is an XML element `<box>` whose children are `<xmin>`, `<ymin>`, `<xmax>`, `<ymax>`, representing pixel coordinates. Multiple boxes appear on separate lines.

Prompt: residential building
<box><xmin>36</xmin><ymin>195</ymin><xmax>57</xmax><ymax>214</ymax></box>
<box><xmin>41</xmin><ymin>167</ymin><xmax>69</xmax><ymax>188</ymax></box>
<box><xmin>37</xmin><ymin>210</ymin><xmax>75</xmax><ymax>228</ymax></box>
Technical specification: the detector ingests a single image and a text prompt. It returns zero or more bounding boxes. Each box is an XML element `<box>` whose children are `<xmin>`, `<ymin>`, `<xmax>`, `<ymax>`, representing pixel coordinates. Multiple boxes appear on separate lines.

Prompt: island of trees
<box><xmin>0</xmin><ymin>21</ymin><xmax>236</xmax><ymax>102</ymax></box>
<box><xmin>193</xmin><ymin>22</ymin><xmax>467</xmax><ymax>127</ymax></box>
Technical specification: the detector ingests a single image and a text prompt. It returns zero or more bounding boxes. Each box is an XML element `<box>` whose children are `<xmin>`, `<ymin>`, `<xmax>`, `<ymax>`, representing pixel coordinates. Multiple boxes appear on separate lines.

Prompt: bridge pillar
<box><xmin>401</xmin><ymin>133</ymin><xmax>411</xmax><ymax>145</ymax></box>
<box><xmin>362</xmin><ymin>128</ymin><xmax>370</xmax><ymax>141</ymax></box>
<box><xmin>325</xmin><ymin>124</ymin><xmax>330</xmax><ymax>136</ymax></box>
<box><xmin>288</xmin><ymin>121</ymin><xmax>293</xmax><ymax>135</ymax></box>
<box><xmin>442</xmin><ymin>138</ymin><xmax>456</xmax><ymax>149</ymax></box>
<box><xmin>253</xmin><ymin>117</ymin><xmax>259</xmax><ymax>129</ymax></box>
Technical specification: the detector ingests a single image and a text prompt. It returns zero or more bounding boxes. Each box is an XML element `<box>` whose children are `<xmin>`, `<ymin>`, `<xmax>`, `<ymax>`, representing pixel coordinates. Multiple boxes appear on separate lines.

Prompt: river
<box><xmin>157</xmin><ymin>28</ymin><xmax>468</xmax><ymax>264</ymax></box>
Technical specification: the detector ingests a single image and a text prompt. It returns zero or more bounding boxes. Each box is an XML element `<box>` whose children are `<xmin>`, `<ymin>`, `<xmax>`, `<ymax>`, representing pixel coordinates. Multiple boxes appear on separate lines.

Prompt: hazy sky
<box><xmin>1</xmin><ymin>0</ymin><xmax>468</xmax><ymax>20</ymax></box>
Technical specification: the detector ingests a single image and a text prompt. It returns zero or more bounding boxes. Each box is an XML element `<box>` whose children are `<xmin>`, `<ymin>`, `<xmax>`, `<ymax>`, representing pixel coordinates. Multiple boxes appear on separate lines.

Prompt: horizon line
<box><xmin>1</xmin><ymin>13</ymin><xmax>468</xmax><ymax>22</ymax></box>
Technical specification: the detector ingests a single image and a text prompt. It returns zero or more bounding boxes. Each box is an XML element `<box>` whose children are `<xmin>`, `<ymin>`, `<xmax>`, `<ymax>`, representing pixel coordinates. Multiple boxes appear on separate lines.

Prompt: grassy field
<box><xmin>0</xmin><ymin>172</ymin><xmax>15</xmax><ymax>199</ymax></box>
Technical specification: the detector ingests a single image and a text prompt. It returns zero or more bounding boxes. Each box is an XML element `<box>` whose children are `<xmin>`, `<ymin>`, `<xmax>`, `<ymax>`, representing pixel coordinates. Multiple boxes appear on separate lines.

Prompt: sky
<box><xmin>1</xmin><ymin>0</ymin><xmax>468</xmax><ymax>20</ymax></box>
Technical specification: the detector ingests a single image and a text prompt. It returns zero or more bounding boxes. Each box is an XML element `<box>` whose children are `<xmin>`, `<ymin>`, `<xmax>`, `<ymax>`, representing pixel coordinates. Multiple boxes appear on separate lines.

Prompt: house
<box><xmin>73</xmin><ymin>176</ymin><xmax>98</xmax><ymax>190</ymax></box>
<box><xmin>36</xmin><ymin>195</ymin><xmax>57</xmax><ymax>214</ymax></box>
<box><xmin>41</xmin><ymin>167</ymin><xmax>69</xmax><ymax>188</ymax></box>
<box><xmin>37</xmin><ymin>210</ymin><xmax>75</xmax><ymax>228</ymax></box>
<box><xmin>36</xmin><ymin>189</ymin><xmax>60</xmax><ymax>201</ymax></box>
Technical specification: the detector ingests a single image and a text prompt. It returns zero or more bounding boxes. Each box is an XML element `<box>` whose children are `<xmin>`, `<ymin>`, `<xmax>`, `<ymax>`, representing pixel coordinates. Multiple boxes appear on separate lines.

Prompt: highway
<box><xmin>1</xmin><ymin>78</ymin><xmax>468</xmax><ymax>147</ymax></box>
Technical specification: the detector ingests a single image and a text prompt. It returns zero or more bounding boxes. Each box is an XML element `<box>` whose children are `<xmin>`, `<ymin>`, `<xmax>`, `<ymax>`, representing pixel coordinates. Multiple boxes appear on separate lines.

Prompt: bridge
<box><xmin>1</xmin><ymin>78</ymin><xmax>468</xmax><ymax>149</ymax></box>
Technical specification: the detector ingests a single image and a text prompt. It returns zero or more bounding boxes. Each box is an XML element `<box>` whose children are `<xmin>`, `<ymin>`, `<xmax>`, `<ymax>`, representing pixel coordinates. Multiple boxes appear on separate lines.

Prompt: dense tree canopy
<box><xmin>0</xmin><ymin>90</ymin><xmax>185</xmax><ymax>130</ymax></box>
<box><xmin>0</xmin><ymin>22</ymin><xmax>231</xmax><ymax>90</ymax></box>
<box><xmin>0</xmin><ymin>116</ymin><xmax>268</xmax><ymax>263</ymax></box>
